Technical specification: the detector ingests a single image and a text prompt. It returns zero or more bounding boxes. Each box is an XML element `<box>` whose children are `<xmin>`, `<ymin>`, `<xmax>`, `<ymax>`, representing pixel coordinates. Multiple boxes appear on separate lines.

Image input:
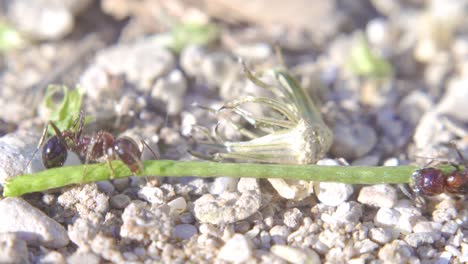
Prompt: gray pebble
<box><xmin>173</xmin><ymin>224</ymin><xmax>198</xmax><ymax>240</ymax></box>
<box><xmin>151</xmin><ymin>69</ymin><xmax>187</xmax><ymax>115</ymax></box>
<box><xmin>0</xmin><ymin>233</ymin><xmax>29</xmax><ymax>264</ymax></box>
<box><xmin>358</xmin><ymin>184</ymin><xmax>398</xmax><ymax>208</ymax></box>
<box><xmin>179</xmin><ymin>212</ymin><xmax>195</xmax><ymax>224</ymax></box>
<box><xmin>0</xmin><ymin>198</ymin><xmax>69</xmax><ymax>248</ymax></box>
<box><xmin>436</xmin><ymin>75</ymin><xmax>468</xmax><ymax>122</ymax></box>
<box><xmin>218</xmin><ymin>234</ymin><xmax>252</xmax><ymax>263</ymax></box>
<box><xmin>110</xmin><ymin>194</ymin><xmax>131</xmax><ymax>209</ymax></box>
<box><xmin>112</xmin><ymin>178</ymin><xmax>130</xmax><ymax>192</ymax></box>
<box><xmin>331</xmin><ymin>121</ymin><xmax>377</xmax><ymax>160</ymax></box>
<box><xmin>96</xmin><ymin>180</ymin><xmax>115</xmax><ymax>194</ymax></box>
<box><xmin>314</xmin><ymin>182</ymin><xmax>354</xmax><ymax>207</ymax></box>
<box><xmin>0</xmin><ymin>131</ymin><xmax>41</xmax><ymax>184</ymax></box>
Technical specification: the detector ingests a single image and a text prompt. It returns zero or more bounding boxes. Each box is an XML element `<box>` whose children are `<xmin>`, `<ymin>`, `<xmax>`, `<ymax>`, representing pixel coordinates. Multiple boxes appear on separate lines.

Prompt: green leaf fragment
<box><xmin>347</xmin><ymin>34</ymin><xmax>393</xmax><ymax>78</ymax></box>
<box><xmin>0</xmin><ymin>22</ymin><xmax>25</xmax><ymax>52</ymax></box>
<box><xmin>42</xmin><ymin>85</ymin><xmax>90</xmax><ymax>134</ymax></box>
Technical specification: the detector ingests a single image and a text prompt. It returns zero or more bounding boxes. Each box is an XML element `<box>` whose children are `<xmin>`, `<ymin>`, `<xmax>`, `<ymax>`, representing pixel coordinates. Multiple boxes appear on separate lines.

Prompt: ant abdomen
<box><xmin>113</xmin><ymin>136</ymin><xmax>142</xmax><ymax>173</ymax></box>
<box><xmin>445</xmin><ymin>171</ymin><xmax>468</xmax><ymax>194</ymax></box>
<box><xmin>42</xmin><ymin>135</ymin><xmax>68</xmax><ymax>168</ymax></box>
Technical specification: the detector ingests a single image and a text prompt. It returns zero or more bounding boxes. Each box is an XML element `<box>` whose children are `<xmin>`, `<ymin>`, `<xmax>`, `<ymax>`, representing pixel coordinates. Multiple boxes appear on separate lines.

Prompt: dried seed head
<box><xmin>192</xmin><ymin>64</ymin><xmax>333</xmax><ymax>166</ymax></box>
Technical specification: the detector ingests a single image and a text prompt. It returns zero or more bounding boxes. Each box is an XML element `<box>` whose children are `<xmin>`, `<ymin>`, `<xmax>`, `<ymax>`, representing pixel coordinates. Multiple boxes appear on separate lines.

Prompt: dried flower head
<box><xmin>192</xmin><ymin>63</ymin><xmax>333</xmax><ymax>166</ymax></box>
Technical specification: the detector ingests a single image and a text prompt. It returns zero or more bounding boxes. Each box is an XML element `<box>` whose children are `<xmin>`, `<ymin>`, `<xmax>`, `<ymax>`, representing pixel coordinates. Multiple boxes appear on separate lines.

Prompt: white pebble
<box><xmin>369</xmin><ymin>227</ymin><xmax>395</xmax><ymax>244</ymax></box>
<box><xmin>138</xmin><ymin>186</ymin><xmax>165</xmax><ymax>204</ymax></box>
<box><xmin>167</xmin><ymin>197</ymin><xmax>187</xmax><ymax>214</ymax></box>
<box><xmin>0</xmin><ymin>198</ymin><xmax>69</xmax><ymax>248</ymax></box>
<box><xmin>358</xmin><ymin>184</ymin><xmax>398</xmax><ymax>208</ymax></box>
<box><xmin>271</xmin><ymin>245</ymin><xmax>321</xmax><ymax>264</ymax></box>
<box><xmin>314</xmin><ymin>182</ymin><xmax>354</xmax><ymax>206</ymax></box>
<box><xmin>0</xmin><ymin>233</ymin><xmax>29</xmax><ymax>264</ymax></box>
<box><xmin>218</xmin><ymin>234</ymin><xmax>252</xmax><ymax>263</ymax></box>
<box><xmin>374</xmin><ymin>208</ymin><xmax>400</xmax><ymax>227</ymax></box>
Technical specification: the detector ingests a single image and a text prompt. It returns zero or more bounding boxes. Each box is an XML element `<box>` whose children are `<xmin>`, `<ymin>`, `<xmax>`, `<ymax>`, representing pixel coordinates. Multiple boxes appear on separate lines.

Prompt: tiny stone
<box><xmin>369</xmin><ymin>227</ymin><xmax>395</xmax><ymax>244</ymax></box>
<box><xmin>0</xmin><ymin>198</ymin><xmax>69</xmax><ymax>248</ymax></box>
<box><xmin>138</xmin><ymin>186</ymin><xmax>165</xmax><ymax>204</ymax></box>
<box><xmin>218</xmin><ymin>234</ymin><xmax>252</xmax><ymax>263</ymax></box>
<box><xmin>96</xmin><ymin>180</ymin><xmax>115</xmax><ymax>194</ymax></box>
<box><xmin>441</xmin><ymin>220</ymin><xmax>459</xmax><ymax>235</ymax></box>
<box><xmin>167</xmin><ymin>197</ymin><xmax>187</xmax><ymax>214</ymax></box>
<box><xmin>67</xmin><ymin>251</ymin><xmax>101</xmax><ymax>264</ymax></box>
<box><xmin>173</xmin><ymin>224</ymin><xmax>197</xmax><ymax>240</ymax></box>
<box><xmin>405</xmin><ymin>233</ymin><xmax>435</xmax><ymax>248</ymax></box>
<box><xmin>314</xmin><ymin>182</ymin><xmax>354</xmax><ymax>206</ymax></box>
<box><xmin>283</xmin><ymin>208</ymin><xmax>303</xmax><ymax>229</ymax></box>
<box><xmin>112</xmin><ymin>178</ymin><xmax>130</xmax><ymax>192</ymax></box>
<box><xmin>332</xmin><ymin>202</ymin><xmax>363</xmax><ymax>223</ymax></box>
<box><xmin>358</xmin><ymin>184</ymin><xmax>398</xmax><ymax>208</ymax></box>
<box><xmin>210</xmin><ymin>177</ymin><xmax>238</xmax><ymax>195</ymax></box>
<box><xmin>355</xmin><ymin>239</ymin><xmax>379</xmax><ymax>254</ymax></box>
<box><xmin>271</xmin><ymin>245</ymin><xmax>321</xmax><ymax>264</ymax></box>
<box><xmin>374</xmin><ymin>207</ymin><xmax>401</xmax><ymax>228</ymax></box>
<box><xmin>331</xmin><ymin>122</ymin><xmax>377</xmax><ymax>160</ymax></box>
<box><xmin>110</xmin><ymin>194</ymin><xmax>131</xmax><ymax>209</ymax></box>
<box><xmin>194</xmin><ymin>191</ymin><xmax>261</xmax><ymax>225</ymax></box>
<box><xmin>39</xmin><ymin>251</ymin><xmax>66</xmax><ymax>264</ymax></box>
<box><xmin>269</xmin><ymin>225</ymin><xmax>290</xmax><ymax>245</ymax></box>
<box><xmin>179</xmin><ymin>212</ymin><xmax>195</xmax><ymax>224</ymax></box>
<box><xmin>0</xmin><ymin>233</ymin><xmax>29</xmax><ymax>264</ymax></box>
<box><xmin>237</xmin><ymin>178</ymin><xmax>259</xmax><ymax>193</ymax></box>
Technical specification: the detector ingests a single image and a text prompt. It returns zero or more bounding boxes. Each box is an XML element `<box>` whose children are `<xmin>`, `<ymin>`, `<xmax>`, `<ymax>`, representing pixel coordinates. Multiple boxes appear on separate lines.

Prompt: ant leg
<box><xmin>24</xmin><ymin>123</ymin><xmax>50</xmax><ymax>171</ymax></box>
<box><xmin>141</xmin><ymin>139</ymin><xmax>160</xmax><ymax>160</ymax></box>
<box><xmin>72</xmin><ymin>109</ymin><xmax>85</xmax><ymax>143</ymax></box>
<box><xmin>449</xmin><ymin>141</ymin><xmax>468</xmax><ymax>168</ymax></box>
<box><xmin>106</xmin><ymin>159</ymin><xmax>116</xmax><ymax>179</ymax></box>
<box><xmin>101</xmin><ymin>133</ymin><xmax>117</xmax><ymax>180</ymax></box>
<box><xmin>81</xmin><ymin>132</ymin><xmax>99</xmax><ymax>183</ymax></box>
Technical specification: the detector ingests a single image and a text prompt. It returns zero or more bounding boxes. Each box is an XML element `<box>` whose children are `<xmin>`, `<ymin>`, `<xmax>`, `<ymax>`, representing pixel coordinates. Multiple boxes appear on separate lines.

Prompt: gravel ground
<box><xmin>0</xmin><ymin>0</ymin><xmax>467</xmax><ymax>263</ymax></box>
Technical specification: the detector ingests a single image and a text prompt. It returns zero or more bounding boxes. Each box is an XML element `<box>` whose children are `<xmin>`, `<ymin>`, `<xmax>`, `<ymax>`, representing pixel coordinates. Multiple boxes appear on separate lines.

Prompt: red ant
<box><xmin>28</xmin><ymin>110</ymin><xmax>158</xmax><ymax>179</ymax></box>
<box><xmin>411</xmin><ymin>145</ymin><xmax>467</xmax><ymax>196</ymax></box>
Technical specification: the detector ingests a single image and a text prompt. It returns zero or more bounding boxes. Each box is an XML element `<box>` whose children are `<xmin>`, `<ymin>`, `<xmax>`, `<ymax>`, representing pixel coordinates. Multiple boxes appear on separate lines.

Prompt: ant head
<box><xmin>42</xmin><ymin>135</ymin><xmax>68</xmax><ymax>168</ymax></box>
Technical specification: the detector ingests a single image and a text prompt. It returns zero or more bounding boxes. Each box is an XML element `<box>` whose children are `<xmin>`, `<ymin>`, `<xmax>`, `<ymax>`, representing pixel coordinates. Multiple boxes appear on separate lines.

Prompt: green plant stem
<box><xmin>3</xmin><ymin>160</ymin><xmax>447</xmax><ymax>197</ymax></box>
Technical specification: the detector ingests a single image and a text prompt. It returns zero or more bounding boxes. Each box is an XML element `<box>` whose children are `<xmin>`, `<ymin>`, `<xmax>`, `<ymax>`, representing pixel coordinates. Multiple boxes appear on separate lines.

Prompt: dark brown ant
<box><xmin>411</xmin><ymin>145</ymin><xmax>468</xmax><ymax>196</ymax></box>
<box><xmin>28</xmin><ymin>110</ymin><xmax>158</xmax><ymax>179</ymax></box>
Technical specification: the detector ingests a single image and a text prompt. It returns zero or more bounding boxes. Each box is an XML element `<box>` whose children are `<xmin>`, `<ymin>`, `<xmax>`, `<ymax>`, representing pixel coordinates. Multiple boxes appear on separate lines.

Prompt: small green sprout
<box><xmin>347</xmin><ymin>34</ymin><xmax>393</xmax><ymax>78</ymax></box>
<box><xmin>42</xmin><ymin>85</ymin><xmax>91</xmax><ymax>134</ymax></box>
<box><xmin>153</xmin><ymin>21</ymin><xmax>220</xmax><ymax>53</ymax></box>
<box><xmin>0</xmin><ymin>22</ymin><xmax>25</xmax><ymax>52</ymax></box>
